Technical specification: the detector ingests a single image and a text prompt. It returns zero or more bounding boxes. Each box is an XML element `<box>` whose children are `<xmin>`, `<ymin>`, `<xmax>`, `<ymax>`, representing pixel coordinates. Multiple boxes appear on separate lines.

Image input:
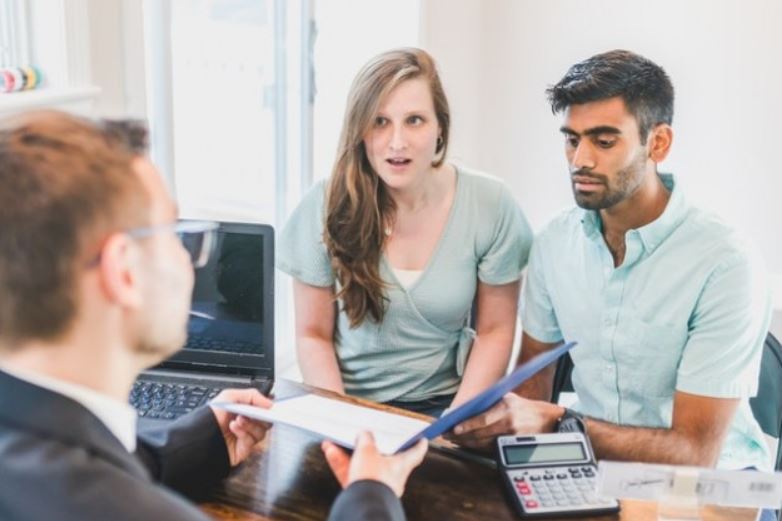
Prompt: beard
<box><xmin>571</xmin><ymin>149</ymin><xmax>647</xmax><ymax>210</ymax></box>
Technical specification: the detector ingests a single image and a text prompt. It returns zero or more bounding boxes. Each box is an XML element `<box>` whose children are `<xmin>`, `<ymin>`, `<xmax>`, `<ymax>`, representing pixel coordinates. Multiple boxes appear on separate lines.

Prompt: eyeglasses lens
<box><xmin>178</xmin><ymin>230</ymin><xmax>215</xmax><ymax>268</ymax></box>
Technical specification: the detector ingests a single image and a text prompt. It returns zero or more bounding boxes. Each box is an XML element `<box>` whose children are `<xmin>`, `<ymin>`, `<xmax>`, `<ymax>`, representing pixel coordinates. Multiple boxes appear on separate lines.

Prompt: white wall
<box><xmin>421</xmin><ymin>0</ymin><xmax>782</xmax><ymax>309</ymax></box>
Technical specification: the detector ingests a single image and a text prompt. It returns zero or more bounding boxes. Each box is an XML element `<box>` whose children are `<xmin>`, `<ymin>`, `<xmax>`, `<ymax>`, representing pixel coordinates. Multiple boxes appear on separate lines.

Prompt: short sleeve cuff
<box><xmin>276</xmin><ymin>259</ymin><xmax>334</xmax><ymax>287</ymax></box>
<box><xmin>676</xmin><ymin>378</ymin><xmax>758</xmax><ymax>399</ymax></box>
<box><xmin>478</xmin><ymin>270</ymin><xmax>522</xmax><ymax>286</ymax></box>
<box><xmin>521</xmin><ymin>322</ymin><xmax>564</xmax><ymax>345</ymax></box>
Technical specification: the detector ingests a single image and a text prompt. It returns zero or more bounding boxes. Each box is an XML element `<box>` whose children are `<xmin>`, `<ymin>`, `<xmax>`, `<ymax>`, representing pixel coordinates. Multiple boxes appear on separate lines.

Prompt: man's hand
<box><xmin>445</xmin><ymin>393</ymin><xmax>564</xmax><ymax>449</ymax></box>
<box><xmin>321</xmin><ymin>431</ymin><xmax>428</xmax><ymax>497</ymax></box>
<box><xmin>209</xmin><ymin>388</ymin><xmax>272</xmax><ymax>467</ymax></box>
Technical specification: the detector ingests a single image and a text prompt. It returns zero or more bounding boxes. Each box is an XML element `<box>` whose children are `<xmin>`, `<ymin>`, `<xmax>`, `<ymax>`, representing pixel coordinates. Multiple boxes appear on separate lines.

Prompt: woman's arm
<box><xmin>449</xmin><ymin>279</ymin><xmax>520</xmax><ymax>409</ymax></box>
<box><xmin>293</xmin><ymin>279</ymin><xmax>345</xmax><ymax>394</ymax></box>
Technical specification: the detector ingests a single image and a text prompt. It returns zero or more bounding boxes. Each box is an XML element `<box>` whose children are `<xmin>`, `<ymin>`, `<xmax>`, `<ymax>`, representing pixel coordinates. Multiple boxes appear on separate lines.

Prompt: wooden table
<box><xmin>200</xmin><ymin>380</ymin><xmax>759</xmax><ymax>521</ymax></box>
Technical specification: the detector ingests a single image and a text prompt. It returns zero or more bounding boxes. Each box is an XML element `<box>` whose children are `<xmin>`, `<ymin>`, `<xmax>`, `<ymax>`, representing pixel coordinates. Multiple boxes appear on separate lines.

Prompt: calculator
<box><xmin>496</xmin><ymin>432</ymin><xmax>620</xmax><ymax>518</ymax></box>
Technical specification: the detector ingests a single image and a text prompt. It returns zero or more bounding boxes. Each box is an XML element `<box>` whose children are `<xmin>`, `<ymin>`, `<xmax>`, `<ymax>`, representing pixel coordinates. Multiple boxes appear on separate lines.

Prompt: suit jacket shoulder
<box><xmin>327</xmin><ymin>480</ymin><xmax>406</xmax><ymax>521</ymax></box>
<box><xmin>0</xmin><ymin>370</ymin><xmax>220</xmax><ymax>521</ymax></box>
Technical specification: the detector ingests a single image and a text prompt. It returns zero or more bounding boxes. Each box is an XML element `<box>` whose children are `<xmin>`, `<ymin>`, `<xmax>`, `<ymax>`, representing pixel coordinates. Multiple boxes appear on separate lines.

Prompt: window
<box><xmin>0</xmin><ymin>0</ymin><xmax>100</xmax><ymax>115</ymax></box>
<box><xmin>0</xmin><ymin>0</ymin><xmax>29</xmax><ymax>67</ymax></box>
<box><xmin>147</xmin><ymin>1</ymin><xmax>285</xmax><ymax>225</ymax></box>
<box><xmin>142</xmin><ymin>0</ymin><xmax>420</xmax><ymax>375</ymax></box>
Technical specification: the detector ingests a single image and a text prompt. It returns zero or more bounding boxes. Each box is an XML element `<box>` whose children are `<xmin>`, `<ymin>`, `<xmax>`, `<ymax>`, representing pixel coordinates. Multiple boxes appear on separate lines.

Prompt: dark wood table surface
<box><xmin>200</xmin><ymin>379</ymin><xmax>758</xmax><ymax>521</ymax></box>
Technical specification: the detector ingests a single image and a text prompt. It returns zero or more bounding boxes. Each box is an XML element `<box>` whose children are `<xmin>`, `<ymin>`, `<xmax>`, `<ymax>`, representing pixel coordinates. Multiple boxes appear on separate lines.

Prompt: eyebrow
<box><xmin>376</xmin><ymin>109</ymin><xmax>430</xmax><ymax>118</ymax></box>
<box><xmin>559</xmin><ymin>125</ymin><xmax>622</xmax><ymax>137</ymax></box>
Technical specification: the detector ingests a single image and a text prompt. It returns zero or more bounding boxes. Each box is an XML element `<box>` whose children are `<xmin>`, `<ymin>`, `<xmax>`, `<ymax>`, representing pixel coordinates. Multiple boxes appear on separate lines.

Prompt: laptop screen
<box><xmin>160</xmin><ymin>222</ymin><xmax>274</xmax><ymax>378</ymax></box>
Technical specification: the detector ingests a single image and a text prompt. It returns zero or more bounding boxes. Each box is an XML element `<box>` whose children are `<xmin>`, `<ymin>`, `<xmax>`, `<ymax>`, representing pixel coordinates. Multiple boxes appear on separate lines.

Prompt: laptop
<box><xmin>131</xmin><ymin>221</ymin><xmax>275</xmax><ymax>429</ymax></box>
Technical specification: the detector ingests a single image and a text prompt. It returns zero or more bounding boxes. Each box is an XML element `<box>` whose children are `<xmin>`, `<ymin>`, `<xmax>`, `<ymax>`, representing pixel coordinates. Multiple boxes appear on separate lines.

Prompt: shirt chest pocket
<box><xmin>615</xmin><ymin>316</ymin><xmax>688</xmax><ymax>399</ymax></box>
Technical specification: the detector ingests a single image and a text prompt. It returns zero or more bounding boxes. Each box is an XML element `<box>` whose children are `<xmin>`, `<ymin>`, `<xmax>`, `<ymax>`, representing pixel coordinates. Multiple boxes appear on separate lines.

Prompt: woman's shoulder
<box><xmin>455</xmin><ymin>163</ymin><xmax>516</xmax><ymax>208</ymax></box>
<box><xmin>301</xmin><ymin>178</ymin><xmax>329</xmax><ymax>207</ymax></box>
<box><xmin>287</xmin><ymin>178</ymin><xmax>329</xmax><ymax>220</ymax></box>
<box><xmin>280</xmin><ymin>178</ymin><xmax>329</xmax><ymax>238</ymax></box>
<box><xmin>455</xmin><ymin>163</ymin><xmax>506</xmax><ymax>188</ymax></box>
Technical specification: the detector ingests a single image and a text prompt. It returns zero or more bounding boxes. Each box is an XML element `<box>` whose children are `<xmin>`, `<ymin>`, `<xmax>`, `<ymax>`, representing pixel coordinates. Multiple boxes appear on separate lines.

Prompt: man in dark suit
<box><xmin>0</xmin><ymin>111</ymin><xmax>426</xmax><ymax>520</ymax></box>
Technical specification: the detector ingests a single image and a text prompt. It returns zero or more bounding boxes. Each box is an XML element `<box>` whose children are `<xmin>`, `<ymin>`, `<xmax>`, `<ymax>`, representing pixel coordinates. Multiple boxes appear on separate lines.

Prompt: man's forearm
<box><xmin>585</xmin><ymin>417</ymin><xmax>720</xmax><ymax>467</ymax></box>
<box><xmin>514</xmin><ymin>335</ymin><xmax>561</xmax><ymax>402</ymax></box>
<box><xmin>514</xmin><ymin>367</ymin><xmax>557</xmax><ymax>402</ymax></box>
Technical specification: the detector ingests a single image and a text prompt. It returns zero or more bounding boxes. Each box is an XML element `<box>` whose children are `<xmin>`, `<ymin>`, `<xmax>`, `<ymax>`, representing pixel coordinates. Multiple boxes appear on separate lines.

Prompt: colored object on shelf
<box><xmin>0</xmin><ymin>66</ymin><xmax>43</xmax><ymax>93</ymax></box>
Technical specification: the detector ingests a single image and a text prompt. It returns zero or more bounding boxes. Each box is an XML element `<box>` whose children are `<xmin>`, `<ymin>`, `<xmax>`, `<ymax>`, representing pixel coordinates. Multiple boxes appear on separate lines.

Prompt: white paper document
<box><xmin>213</xmin><ymin>393</ymin><xmax>432</xmax><ymax>455</ymax></box>
<box><xmin>597</xmin><ymin>460</ymin><xmax>782</xmax><ymax>508</ymax></box>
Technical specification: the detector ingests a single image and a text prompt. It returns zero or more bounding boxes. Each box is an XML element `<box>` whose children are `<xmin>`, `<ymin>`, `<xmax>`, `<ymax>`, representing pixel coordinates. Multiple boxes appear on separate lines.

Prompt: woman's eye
<box><xmin>374</xmin><ymin>117</ymin><xmax>388</xmax><ymax>127</ymax></box>
<box><xmin>407</xmin><ymin>115</ymin><xmax>423</xmax><ymax>125</ymax></box>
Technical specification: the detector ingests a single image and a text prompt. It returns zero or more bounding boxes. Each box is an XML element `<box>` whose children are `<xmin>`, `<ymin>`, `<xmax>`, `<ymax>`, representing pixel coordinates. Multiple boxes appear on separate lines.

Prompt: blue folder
<box><xmin>396</xmin><ymin>341</ymin><xmax>576</xmax><ymax>452</ymax></box>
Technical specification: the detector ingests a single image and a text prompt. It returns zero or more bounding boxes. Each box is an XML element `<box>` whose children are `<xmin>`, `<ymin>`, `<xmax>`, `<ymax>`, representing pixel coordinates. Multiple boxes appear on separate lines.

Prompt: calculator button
<box><xmin>571</xmin><ymin>472</ymin><xmax>582</xmax><ymax>478</ymax></box>
<box><xmin>581</xmin><ymin>466</ymin><xmax>592</xmax><ymax>472</ymax></box>
<box><xmin>524</xmin><ymin>499</ymin><xmax>539</xmax><ymax>509</ymax></box>
<box><xmin>543</xmin><ymin>474</ymin><xmax>554</xmax><ymax>480</ymax></box>
<box><xmin>517</xmin><ymin>485</ymin><xmax>532</xmax><ymax>495</ymax></box>
<box><xmin>529</xmin><ymin>475</ymin><xmax>541</xmax><ymax>481</ymax></box>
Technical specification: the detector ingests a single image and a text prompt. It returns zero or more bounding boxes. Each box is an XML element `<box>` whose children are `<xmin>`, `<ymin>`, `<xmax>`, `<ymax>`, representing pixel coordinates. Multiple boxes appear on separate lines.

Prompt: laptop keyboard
<box><xmin>130</xmin><ymin>380</ymin><xmax>222</xmax><ymax>421</ymax></box>
<box><xmin>185</xmin><ymin>335</ymin><xmax>262</xmax><ymax>354</ymax></box>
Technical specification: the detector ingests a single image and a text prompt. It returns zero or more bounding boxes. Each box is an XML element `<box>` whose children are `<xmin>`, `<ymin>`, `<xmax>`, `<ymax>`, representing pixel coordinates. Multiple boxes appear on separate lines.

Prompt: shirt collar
<box><xmin>580</xmin><ymin>173</ymin><xmax>688</xmax><ymax>255</ymax></box>
<box><xmin>0</xmin><ymin>363</ymin><xmax>137</xmax><ymax>452</ymax></box>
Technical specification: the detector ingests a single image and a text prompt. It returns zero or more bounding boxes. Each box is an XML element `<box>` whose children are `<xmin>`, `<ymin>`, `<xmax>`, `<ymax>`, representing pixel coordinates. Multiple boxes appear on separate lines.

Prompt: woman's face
<box><xmin>363</xmin><ymin>78</ymin><xmax>441</xmax><ymax>193</ymax></box>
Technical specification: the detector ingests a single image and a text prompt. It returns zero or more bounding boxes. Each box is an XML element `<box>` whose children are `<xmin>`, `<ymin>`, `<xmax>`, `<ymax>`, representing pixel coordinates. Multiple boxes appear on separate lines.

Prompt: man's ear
<box><xmin>648</xmin><ymin>124</ymin><xmax>673</xmax><ymax>163</ymax></box>
<box><xmin>98</xmin><ymin>233</ymin><xmax>143</xmax><ymax>309</ymax></box>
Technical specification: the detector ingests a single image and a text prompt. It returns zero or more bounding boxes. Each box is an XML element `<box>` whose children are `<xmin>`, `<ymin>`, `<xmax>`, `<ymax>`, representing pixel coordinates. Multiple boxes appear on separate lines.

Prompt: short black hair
<box><xmin>546</xmin><ymin>50</ymin><xmax>674</xmax><ymax>143</ymax></box>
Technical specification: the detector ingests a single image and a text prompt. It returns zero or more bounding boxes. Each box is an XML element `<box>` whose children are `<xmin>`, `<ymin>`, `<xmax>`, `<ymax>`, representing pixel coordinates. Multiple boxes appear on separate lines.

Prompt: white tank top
<box><xmin>392</xmin><ymin>267</ymin><xmax>423</xmax><ymax>288</ymax></box>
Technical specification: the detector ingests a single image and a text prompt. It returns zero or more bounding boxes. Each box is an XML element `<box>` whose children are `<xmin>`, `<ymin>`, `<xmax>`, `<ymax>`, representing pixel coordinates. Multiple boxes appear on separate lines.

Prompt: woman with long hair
<box><xmin>277</xmin><ymin>48</ymin><xmax>533</xmax><ymax>417</ymax></box>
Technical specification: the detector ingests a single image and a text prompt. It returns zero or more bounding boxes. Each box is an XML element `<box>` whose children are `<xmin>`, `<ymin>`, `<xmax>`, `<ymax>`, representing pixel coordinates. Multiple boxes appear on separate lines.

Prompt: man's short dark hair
<box><xmin>0</xmin><ymin>111</ymin><xmax>151</xmax><ymax>347</ymax></box>
<box><xmin>546</xmin><ymin>49</ymin><xmax>674</xmax><ymax>143</ymax></box>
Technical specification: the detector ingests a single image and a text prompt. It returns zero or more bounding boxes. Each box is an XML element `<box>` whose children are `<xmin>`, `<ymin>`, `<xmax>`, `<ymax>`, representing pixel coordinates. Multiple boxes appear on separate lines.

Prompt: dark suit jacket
<box><xmin>0</xmin><ymin>370</ymin><xmax>405</xmax><ymax>520</ymax></box>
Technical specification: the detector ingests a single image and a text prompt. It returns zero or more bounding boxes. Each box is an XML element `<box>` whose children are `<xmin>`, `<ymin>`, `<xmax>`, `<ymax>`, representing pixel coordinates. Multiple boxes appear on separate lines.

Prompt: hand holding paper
<box><xmin>322</xmin><ymin>431</ymin><xmax>428</xmax><ymax>497</ymax></box>
<box><xmin>213</xmin><ymin>341</ymin><xmax>576</xmax><ymax>454</ymax></box>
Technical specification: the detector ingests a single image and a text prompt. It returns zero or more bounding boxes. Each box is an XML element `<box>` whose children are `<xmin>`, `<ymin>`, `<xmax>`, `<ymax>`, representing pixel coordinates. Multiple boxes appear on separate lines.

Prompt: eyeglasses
<box><xmin>126</xmin><ymin>220</ymin><xmax>219</xmax><ymax>268</ymax></box>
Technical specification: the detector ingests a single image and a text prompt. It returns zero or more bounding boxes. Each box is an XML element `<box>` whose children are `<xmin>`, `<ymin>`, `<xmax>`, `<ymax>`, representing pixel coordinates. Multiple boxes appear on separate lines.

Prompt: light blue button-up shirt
<box><xmin>521</xmin><ymin>174</ymin><xmax>773</xmax><ymax>469</ymax></box>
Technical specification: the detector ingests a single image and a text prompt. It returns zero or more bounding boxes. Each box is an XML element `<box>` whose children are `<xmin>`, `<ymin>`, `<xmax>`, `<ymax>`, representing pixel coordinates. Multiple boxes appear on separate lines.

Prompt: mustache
<box><xmin>570</xmin><ymin>169</ymin><xmax>607</xmax><ymax>183</ymax></box>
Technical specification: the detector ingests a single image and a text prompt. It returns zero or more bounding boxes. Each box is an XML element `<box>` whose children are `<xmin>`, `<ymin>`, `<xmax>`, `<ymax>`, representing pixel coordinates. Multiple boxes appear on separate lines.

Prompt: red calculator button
<box><xmin>525</xmin><ymin>499</ymin><xmax>539</xmax><ymax>509</ymax></box>
<box><xmin>518</xmin><ymin>485</ymin><xmax>531</xmax><ymax>495</ymax></box>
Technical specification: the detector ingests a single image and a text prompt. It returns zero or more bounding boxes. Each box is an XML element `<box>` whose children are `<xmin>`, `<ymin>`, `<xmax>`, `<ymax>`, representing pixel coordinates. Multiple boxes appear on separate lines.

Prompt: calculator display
<box><xmin>503</xmin><ymin>442</ymin><xmax>586</xmax><ymax>465</ymax></box>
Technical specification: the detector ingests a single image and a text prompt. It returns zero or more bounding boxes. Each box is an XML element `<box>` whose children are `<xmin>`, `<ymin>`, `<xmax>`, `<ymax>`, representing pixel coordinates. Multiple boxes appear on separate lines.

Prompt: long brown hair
<box><xmin>324</xmin><ymin>48</ymin><xmax>451</xmax><ymax>328</ymax></box>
